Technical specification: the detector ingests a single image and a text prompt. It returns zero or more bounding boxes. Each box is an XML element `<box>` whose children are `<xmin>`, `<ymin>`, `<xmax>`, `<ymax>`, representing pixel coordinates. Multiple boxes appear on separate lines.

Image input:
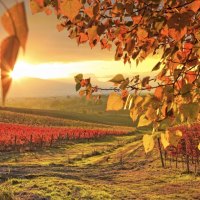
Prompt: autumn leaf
<box><xmin>187</xmin><ymin>0</ymin><xmax>200</xmax><ymax>13</ymax></box>
<box><xmin>57</xmin><ymin>23</ymin><xmax>65</xmax><ymax>32</ymax></box>
<box><xmin>1</xmin><ymin>2</ymin><xmax>29</xmax><ymax>51</ymax></box>
<box><xmin>137</xmin><ymin>28</ymin><xmax>148</xmax><ymax>41</ymax></box>
<box><xmin>180</xmin><ymin>103</ymin><xmax>199</xmax><ymax>122</ymax></box>
<box><xmin>160</xmin><ymin>133</ymin><xmax>170</xmax><ymax>149</ymax></box>
<box><xmin>168</xmin><ymin>27</ymin><xmax>187</xmax><ymax>41</ymax></box>
<box><xmin>130</xmin><ymin>107</ymin><xmax>140</xmax><ymax>122</ymax></box>
<box><xmin>140</xmin><ymin>95</ymin><xmax>152</xmax><ymax>109</ymax></box>
<box><xmin>84</xmin><ymin>7</ymin><xmax>93</xmax><ymax>18</ymax></box>
<box><xmin>152</xmin><ymin>62</ymin><xmax>161</xmax><ymax>71</ymax></box>
<box><xmin>198</xmin><ymin>143</ymin><xmax>200</xmax><ymax>151</ymax></box>
<box><xmin>166</xmin><ymin>130</ymin><xmax>182</xmax><ymax>147</ymax></box>
<box><xmin>74</xmin><ymin>74</ymin><xmax>83</xmax><ymax>83</ymax></box>
<box><xmin>112</xmin><ymin>3</ymin><xmax>124</xmax><ymax>17</ymax></box>
<box><xmin>78</xmin><ymin>33</ymin><xmax>88</xmax><ymax>44</ymax></box>
<box><xmin>134</xmin><ymin>96</ymin><xmax>144</xmax><ymax>107</ymax></box>
<box><xmin>141</xmin><ymin>76</ymin><xmax>150</xmax><ymax>87</ymax></box>
<box><xmin>88</xmin><ymin>26</ymin><xmax>98</xmax><ymax>41</ymax></box>
<box><xmin>30</xmin><ymin>0</ymin><xmax>44</xmax><ymax>14</ymax></box>
<box><xmin>146</xmin><ymin>106</ymin><xmax>157</xmax><ymax>122</ymax></box>
<box><xmin>138</xmin><ymin>115</ymin><xmax>152</xmax><ymax>127</ymax></box>
<box><xmin>106</xmin><ymin>93</ymin><xmax>124</xmax><ymax>111</ymax></box>
<box><xmin>109</xmin><ymin>74</ymin><xmax>125</xmax><ymax>84</ymax></box>
<box><xmin>120</xmin><ymin>78</ymin><xmax>129</xmax><ymax>90</ymax></box>
<box><xmin>185</xmin><ymin>71</ymin><xmax>196</xmax><ymax>84</ymax></box>
<box><xmin>79</xmin><ymin>90</ymin><xmax>85</xmax><ymax>97</ymax></box>
<box><xmin>154</xmin><ymin>86</ymin><xmax>163</xmax><ymax>100</ymax></box>
<box><xmin>0</xmin><ymin>36</ymin><xmax>20</xmax><ymax>104</ymax></box>
<box><xmin>59</xmin><ymin>0</ymin><xmax>82</xmax><ymax>21</ymax></box>
<box><xmin>143</xmin><ymin>134</ymin><xmax>155</xmax><ymax>153</ymax></box>
<box><xmin>76</xmin><ymin>83</ymin><xmax>81</xmax><ymax>91</ymax></box>
<box><xmin>132</xmin><ymin>15</ymin><xmax>142</xmax><ymax>24</ymax></box>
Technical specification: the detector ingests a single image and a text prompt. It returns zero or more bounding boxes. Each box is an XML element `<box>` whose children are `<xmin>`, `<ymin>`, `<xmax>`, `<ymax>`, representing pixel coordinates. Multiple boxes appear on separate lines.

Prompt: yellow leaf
<box><xmin>141</xmin><ymin>95</ymin><xmax>152</xmax><ymax>109</ymax></box>
<box><xmin>109</xmin><ymin>74</ymin><xmax>125</xmax><ymax>84</ymax></box>
<box><xmin>130</xmin><ymin>107</ymin><xmax>139</xmax><ymax>123</ymax></box>
<box><xmin>161</xmin><ymin>133</ymin><xmax>170</xmax><ymax>149</ymax></box>
<box><xmin>59</xmin><ymin>0</ymin><xmax>82</xmax><ymax>21</ymax></box>
<box><xmin>106</xmin><ymin>93</ymin><xmax>124</xmax><ymax>111</ymax></box>
<box><xmin>0</xmin><ymin>36</ymin><xmax>20</xmax><ymax>104</ymax></box>
<box><xmin>138</xmin><ymin>114</ymin><xmax>152</xmax><ymax>127</ymax></box>
<box><xmin>2</xmin><ymin>2</ymin><xmax>29</xmax><ymax>51</ymax></box>
<box><xmin>166</xmin><ymin>130</ymin><xmax>182</xmax><ymax>147</ymax></box>
<box><xmin>198</xmin><ymin>143</ymin><xmax>200</xmax><ymax>151</ymax></box>
<box><xmin>146</xmin><ymin>106</ymin><xmax>157</xmax><ymax>121</ymax></box>
<box><xmin>143</xmin><ymin>134</ymin><xmax>155</xmax><ymax>153</ymax></box>
<box><xmin>134</xmin><ymin>96</ymin><xmax>143</xmax><ymax>107</ymax></box>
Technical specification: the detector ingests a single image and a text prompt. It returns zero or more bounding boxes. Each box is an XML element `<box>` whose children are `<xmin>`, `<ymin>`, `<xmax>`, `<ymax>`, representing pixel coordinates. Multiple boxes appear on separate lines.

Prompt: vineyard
<box><xmin>0</xmin><ymin>122</ymin><xmax>128</xmax><ymax>151</ymax></box>
<box><xmin>0</xmin><ymin>109</ymin><xmax>199</xmax><ymax>199</ymax></box>
<box><xmin>160</xmin><ymin>123</ymin><xmax>200</xmax><ymax>173</ymax></box>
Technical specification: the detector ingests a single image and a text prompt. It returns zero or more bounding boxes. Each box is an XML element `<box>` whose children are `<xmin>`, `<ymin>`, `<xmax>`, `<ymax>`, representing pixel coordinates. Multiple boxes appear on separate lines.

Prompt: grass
<box><xmin>0</xmin><ymin>132</ymin><xmax>199</xmax><ymax>200</ymax></box>
<box><xmin>2</xmin><ymin>96</ymin><xmax>133</xmax><ymax>127</ymax></box>
<box><xmin>0</xmin><ymin>97</ymin><xmax>199</xmax><ymax>199</ymax></box>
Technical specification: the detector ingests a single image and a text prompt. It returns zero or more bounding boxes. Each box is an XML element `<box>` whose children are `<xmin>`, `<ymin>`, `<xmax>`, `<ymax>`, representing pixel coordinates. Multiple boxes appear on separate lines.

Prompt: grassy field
<box><xmin>0</xmin><ymin>97</ymin><xmax>199</xmax><ymax>200</ymax></box>
<box><xmin>0</xmin><ymin>133</ymin><xmax>199</xmax><ymax>200</ymax></box>
<box><xmin>2</xmin><ymin>96</ymin><xmax>133</xmax><ymax>127</ymax></box>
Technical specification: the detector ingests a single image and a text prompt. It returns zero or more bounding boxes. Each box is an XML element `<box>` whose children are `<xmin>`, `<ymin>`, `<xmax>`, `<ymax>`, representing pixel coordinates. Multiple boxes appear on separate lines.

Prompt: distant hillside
<box><xmin>7</xmin><ymin>75</ymin><xmax>113</xmax><ymax>98</ymax></box>
<box><xmin>6</xmin><ymin>72</ymin><xmax>154</xmax><ymax>98</ymax></box>
<box><xmin>7</xmin><ymin>78</ymin><xmax>75</xmax><ymax>98</ymax></box>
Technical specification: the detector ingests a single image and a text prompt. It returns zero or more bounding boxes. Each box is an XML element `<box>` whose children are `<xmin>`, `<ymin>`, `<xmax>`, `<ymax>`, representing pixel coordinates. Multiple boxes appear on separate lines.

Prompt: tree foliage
<box><xmin>29</xmin><ymin>0</ymin><xmax>200</xmax><ymax>153</ymax></box>
<box><xmin>30</xmin><ymin>2</ymin><xmax>200</xmax><ymax>111</ymax></box>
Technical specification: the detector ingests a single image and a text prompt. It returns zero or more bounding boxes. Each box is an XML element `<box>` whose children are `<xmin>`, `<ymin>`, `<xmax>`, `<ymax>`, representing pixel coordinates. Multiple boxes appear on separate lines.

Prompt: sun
<box><xmin>9</xmin><ymin>71</ymin><xmax>24</xmax><ymax>80</ymax></box>
<box><xmin>9</xmin><ymin>61</ymin><xmax>29</xmax><ymax>80</ymax></box>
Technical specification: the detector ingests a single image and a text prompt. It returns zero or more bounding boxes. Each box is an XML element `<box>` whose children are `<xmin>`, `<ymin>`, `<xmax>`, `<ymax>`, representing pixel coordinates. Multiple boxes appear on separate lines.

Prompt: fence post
<box><xmin>157</xmin><ymin>138</ymin><xmax>165</xmax><ymax>168</ymax></box>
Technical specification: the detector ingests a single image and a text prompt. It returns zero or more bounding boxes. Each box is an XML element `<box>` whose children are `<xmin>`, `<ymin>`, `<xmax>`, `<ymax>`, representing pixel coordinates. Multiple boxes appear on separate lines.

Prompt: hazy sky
<box><xmin>0</xmin><ymin>0</ymin><xmax>159</xmax><ymax>81</ymax></box>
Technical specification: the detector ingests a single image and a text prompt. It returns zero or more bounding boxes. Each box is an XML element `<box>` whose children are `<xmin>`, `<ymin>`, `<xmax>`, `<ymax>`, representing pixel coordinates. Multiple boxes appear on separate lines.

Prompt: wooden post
<box><xmin>50</xmin><ymin>134</ymin><xmax>53</xmax><ymax>147</ymax></box>
<box><xmin>186</xmin><ymin>154</ymin><xmax>190</xmax><ymax>173</ymax></box>
<box><xmin>30</xmin><ymin>134</ymin><xmax>33</xmax><ymax>150</ymax></box>
<box><xmin>40</xmin><ymin>135</ymin><xmax>43</xmax><ymax>148</ymax></box>
<box><xmin>157</xmin><ymin>138</ymin><xmax>165</xmax><ymax>168</ymax></box>
<box><xmin>14</xmin><ymin>135</ymin><xmax>17</xmax><ymax>151</ymax></box>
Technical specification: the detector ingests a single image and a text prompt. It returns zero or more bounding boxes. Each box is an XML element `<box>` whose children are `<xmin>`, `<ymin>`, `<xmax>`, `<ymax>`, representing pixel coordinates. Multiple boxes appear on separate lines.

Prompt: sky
<box><xmin>0</xmin><ymin>0</ymin><xmax>160</xmax><ymax>82</ymax></box>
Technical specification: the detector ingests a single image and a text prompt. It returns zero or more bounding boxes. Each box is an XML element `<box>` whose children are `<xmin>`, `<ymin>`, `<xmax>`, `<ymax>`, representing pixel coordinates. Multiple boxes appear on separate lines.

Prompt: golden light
<box><xmin>9</xmin><ymin>71</ymin><xmax>24</xmax><ymax>80</ymax></box>
<box><xmin>11</xmin><ymin>58</ymin><xmax>159</xmax><ymax>81</ymax></box>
